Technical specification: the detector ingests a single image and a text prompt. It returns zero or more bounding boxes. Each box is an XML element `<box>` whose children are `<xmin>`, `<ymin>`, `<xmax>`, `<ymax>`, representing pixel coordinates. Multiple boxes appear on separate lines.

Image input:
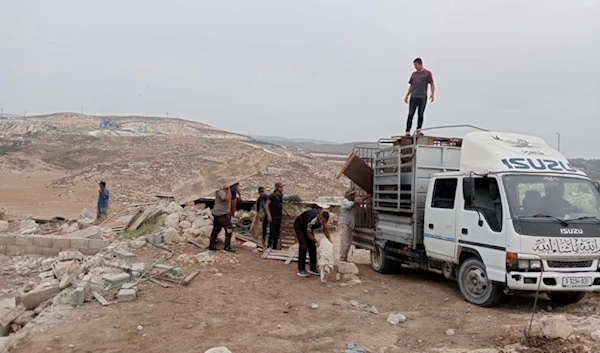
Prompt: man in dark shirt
<box><xmin>255</xmin><ymin>186</ymin><xmax>269</xmax><ymax>244</ymax></box>
<box><xmin>265</xmin><ymin>182</ymin><xmax>291</xmax><ymax>249</ymax></box>
<box><xmin>229</xmin><ymin>183</ymin><xmax>241</xmax><ymax>218</ymax></box>
<box><xmin>294</xmin><ymin>209</ymin><xmax>331</xmax><ymax>277</ymax></box>
<box><xmin>404</xmin><ymin>57</ymin><xmax>435</xmax><ymax>136</ymax></box>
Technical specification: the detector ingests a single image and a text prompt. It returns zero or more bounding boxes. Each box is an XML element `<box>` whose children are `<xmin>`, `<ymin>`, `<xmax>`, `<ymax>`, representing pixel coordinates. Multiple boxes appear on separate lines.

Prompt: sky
<box><xmin>1</xmin><ymin>0</ymin><xmax>599</xmax><ymax>157</ymax></box>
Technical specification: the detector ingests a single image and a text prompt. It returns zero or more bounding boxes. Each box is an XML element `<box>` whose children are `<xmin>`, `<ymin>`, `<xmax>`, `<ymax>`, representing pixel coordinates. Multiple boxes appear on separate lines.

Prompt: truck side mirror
<box><xmin>463</xmin><ymin>177</ymin><xmax>475</xmax><ymax>203</ymax></box>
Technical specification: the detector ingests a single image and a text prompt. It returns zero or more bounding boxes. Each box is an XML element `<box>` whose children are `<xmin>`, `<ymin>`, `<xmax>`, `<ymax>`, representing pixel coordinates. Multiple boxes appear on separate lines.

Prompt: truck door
<box><xmin>456</xmin><ymin>176</ymin><xmax>506</xmax><ymax>283</ymax></box>
<box><xmin>424</xmin><ymin>177</ymin><xmax>458</xmax><ymax>261</ymax></box>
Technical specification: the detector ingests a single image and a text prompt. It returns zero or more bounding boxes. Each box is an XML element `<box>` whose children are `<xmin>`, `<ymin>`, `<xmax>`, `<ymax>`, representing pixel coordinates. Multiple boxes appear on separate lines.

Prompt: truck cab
<box><xmin>342</xmin><ymin>130</ymin><xmax>600</xmax><ymax>307</ymax></box>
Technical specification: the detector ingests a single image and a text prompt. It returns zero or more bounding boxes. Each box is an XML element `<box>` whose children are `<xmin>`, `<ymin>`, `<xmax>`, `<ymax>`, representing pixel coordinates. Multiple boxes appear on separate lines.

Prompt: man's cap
<box><xmin>258</xmin><ymin>186</ymin><xmax>265</xmax><ymax>192</ymax></box>
<box><xmin>275</xmin><ymin>182</ymin><xmax>284</xmax><ymax>188</ymax></box>
<box><xmin>344</xmin><ymin>189</ymin><xmax>357</xmax><ymax>198</ymax></box>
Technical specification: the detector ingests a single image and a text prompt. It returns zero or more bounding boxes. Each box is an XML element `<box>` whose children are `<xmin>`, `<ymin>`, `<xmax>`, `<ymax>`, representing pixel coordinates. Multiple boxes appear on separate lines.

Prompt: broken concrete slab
<box><xmin>131</xmin><ymin>263</ymin><xmax>146</xmax><ymax>274</ymax></box>
<box><xmin>52</xmin><ymin>260</ymin><xmax>83</xmax><ymax>279</ymax></box>
<box><xmin>117</xmin><ymin>288</ymin><xmax>137</xmax><ymax>302</ymax></box>
<box><xmin>113</xmin><ymin>250</ymin><xmax>136</xmax><ymax>259</ymax></box>
<box><xmin>146</xmin><ymin>232</ymin><xmax>162</xmax><ymax>244</ymax></box>
<box><xmin>0</xmin><ymin>298</ymin><xmax>16</xmax><ymax>310</ymax></box>
<box><xmin>58</xmin><ymin>250</ymin><xmax>85</xmax><ymax>261</ymax></box>
<box><xmin>38</xmin><ymin>270</ymin><xmax>54</xmax><ymax>279</ymax></box>
<box><xmin>91</xmin><ymin>291</ymin><xmax>109</xmax><ymax>306</ymax></box>
<box><xmin>0</xmin><ymin>337</ymin><xmax>11</xmax><ymax>352</ymax></box>
<box><xmin>102</xmin><ymin>273</ymin><xmax>131</xmax><ymax>286</ymax></box>
<box><xmin>64</xmin><ymin>226</ymin><xmax>103</xmax><ymax>239</ymax></box>
<box><xmin>19</xmin><ymin>286</ymin><xmax>61</xmax><ymax>310</ymax></box>
<box><xmin>41</xmin><ymin>257</ymin><xmax>57</xmax><ymax>271</ymax></box>
<box><xmin>59</xmin><ymin>274</ymin><xmax>76</xmax><ymax>289</ymax></box>
<box><xmin>0</xmin><ymin>303</ymin><xmax>26</xmax><ymax>327</ymax></box>
<box><xmin>13</xmin><ymin>310</ymin><xmax>35</xmax><ymax>326</ymax></box>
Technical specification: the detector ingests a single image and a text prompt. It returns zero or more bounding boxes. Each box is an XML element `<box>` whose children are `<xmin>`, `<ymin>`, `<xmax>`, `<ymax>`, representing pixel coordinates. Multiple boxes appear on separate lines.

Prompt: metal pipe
<box><xmin>556</xmin><ymin>132</ymin><xmax>561</xmax><ymax>152</ymax></box>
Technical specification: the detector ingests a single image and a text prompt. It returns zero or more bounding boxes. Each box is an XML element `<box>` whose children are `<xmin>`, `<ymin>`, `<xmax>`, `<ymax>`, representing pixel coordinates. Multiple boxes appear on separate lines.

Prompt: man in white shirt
<box><xmin>339</xmin><ymin>189</ymin><xmax>370</xmax><ymax>262</ymax></box>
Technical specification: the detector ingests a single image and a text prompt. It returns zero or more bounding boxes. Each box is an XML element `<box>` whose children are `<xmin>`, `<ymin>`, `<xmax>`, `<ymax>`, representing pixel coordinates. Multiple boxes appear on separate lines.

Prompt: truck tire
<box><xmin>370</xmin><ymin>245</ymin><xmax>398</xmax><ymax>274</ymax></box>
<box><xmin>547</xmin><ymin>292</ymin><xmax>586</xmax><ymax>305</ymax></box>
<box><xmin>457</xmin><ymin>258</ymin><xmax>503</xmax><ymax>307</ymax></box>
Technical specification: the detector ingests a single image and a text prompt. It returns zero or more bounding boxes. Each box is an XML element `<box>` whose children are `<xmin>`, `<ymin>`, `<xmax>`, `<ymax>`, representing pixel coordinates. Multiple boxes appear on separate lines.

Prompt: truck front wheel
<box><xmin>370</xmin><ymin>245</ymin><xmax>398</xmax><ymax>274</ymax></box>
<box><xmin>457</xmin><ymin>258</ymin><xmax>503</xmax><ymax>307</ymax></box>
<box><xmin>547</xmin><ymin>292</ymin><xmax>586</xmax><ymax>305</ymax></box>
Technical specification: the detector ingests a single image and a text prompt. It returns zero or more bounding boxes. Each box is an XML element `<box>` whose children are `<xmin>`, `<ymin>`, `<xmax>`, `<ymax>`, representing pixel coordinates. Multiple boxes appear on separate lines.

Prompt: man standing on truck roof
<box><xmin>294</xmin><ymin>209</ymin><xmax>331</xmax><ymax>277</ymax></box>
<box><xmin>404</xmin><ymin>57</ymin><xmax>435</xmax><ymax>136</ymax></box>
<box><xmin>339</xmin><ymin>189</ymin><xmax>370</xmax><ymax>262</ymax></box>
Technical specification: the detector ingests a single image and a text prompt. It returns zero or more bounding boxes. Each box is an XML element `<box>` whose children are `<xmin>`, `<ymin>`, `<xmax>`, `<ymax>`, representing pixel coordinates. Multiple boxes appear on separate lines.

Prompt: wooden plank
<box><xmin>183</xmin><ymin>270</ymin><xmax>201</xmax><ymax>285</ymax></box>
<box><xmin>91</xmin><ymin>291</ymin><xmax>110</xmax><ymax>306</ymax></box>
<box><xmin>171</xmin><ymin>149</ymin><xmax>270</xmax><ymax>204</ymax></box>
<box><xmin>339</xmin><ymin>152</ymin><xmax>374</xmax><ymax>194</ymax></box>
<box><xmin>149</xmin><ymin>278</ymin><xmax>170</xmax><ymax>288</ymax></box>
<box><xmin>127</xmin><ymin>205</ymin><xmax>157</xmax><ymax>231</ymax></box>
<box><xmin>261</xmin><ymin>247</ymin><xmax>272</xmax><ymax>259</ymax></box>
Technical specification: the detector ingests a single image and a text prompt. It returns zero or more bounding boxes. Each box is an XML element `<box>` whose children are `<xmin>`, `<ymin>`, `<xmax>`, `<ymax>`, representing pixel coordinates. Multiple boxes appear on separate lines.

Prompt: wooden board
<box><xmin>171</xmin><ymin>149</ymin><xmax>270</xmax><ymax>204</ymax></box>
<box><xmin>127</xmin><ymin>205</ymin><xmax>157</xmax><ymax>231</ymax></box>
<box><xmin>338</xmin><ymin>152</ymin><xmax>374</xmax><ymax>195</ymax></box>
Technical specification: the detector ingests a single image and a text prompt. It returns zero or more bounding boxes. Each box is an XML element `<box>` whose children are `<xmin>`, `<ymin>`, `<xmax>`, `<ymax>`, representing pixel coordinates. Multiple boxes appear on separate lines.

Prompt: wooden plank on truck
<box><xmin>338</xmin><ymin>152</ymin><xmax>374</xmax><ymax>194</ymax></box>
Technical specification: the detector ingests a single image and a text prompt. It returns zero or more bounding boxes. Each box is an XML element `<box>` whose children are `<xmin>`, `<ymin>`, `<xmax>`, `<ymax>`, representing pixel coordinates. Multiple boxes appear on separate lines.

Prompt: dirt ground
<box><xmin>6</xmin><ymin>239</ymin><xmax>600</xmax><ymax>353</ymax></box>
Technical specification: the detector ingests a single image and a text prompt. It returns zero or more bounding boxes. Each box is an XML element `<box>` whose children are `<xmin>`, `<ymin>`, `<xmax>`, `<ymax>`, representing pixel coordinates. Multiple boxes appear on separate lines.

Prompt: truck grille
<box><xmin>546</xmin><ymin>260</ymin><xmax>593</xmax><ymax>268</ymax></box>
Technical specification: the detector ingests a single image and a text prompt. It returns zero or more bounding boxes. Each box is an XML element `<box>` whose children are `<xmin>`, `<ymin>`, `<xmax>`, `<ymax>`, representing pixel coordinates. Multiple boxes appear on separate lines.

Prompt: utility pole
<box><xmin>556</xmin><ymin>132</ymin><xmax>561</xmax><ymax>152</ymax></box>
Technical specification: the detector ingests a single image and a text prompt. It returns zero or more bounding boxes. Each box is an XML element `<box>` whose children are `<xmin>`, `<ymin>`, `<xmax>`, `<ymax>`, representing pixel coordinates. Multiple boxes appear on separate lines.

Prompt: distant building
<box><xmin>100</xmin><ymin>119</ymin><xmax>114</xmax><ymax>129</ymax></box>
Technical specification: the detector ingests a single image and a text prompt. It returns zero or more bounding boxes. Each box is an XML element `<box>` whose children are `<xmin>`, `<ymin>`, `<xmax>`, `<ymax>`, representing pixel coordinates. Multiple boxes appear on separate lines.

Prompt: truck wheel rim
<box><xmin>465</xmin><ymin>267</ymin><xmax>487</xmax><ymax>297</ymax></box>
<box><xmin>373</xmin><ymin>247</ymin><xmax>381</xmax><ymax>267</ymax></box>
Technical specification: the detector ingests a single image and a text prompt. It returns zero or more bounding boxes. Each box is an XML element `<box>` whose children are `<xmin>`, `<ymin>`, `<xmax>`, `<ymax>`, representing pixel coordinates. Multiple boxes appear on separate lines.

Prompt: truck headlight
<box><xmin>518</xmin><ymin>260</ymin><xmax>530</xmax><ymax>269</ymax></box>
<box><xmin>530</xmin><ymin>260</ymin><xmax>542</xmax><ymax>269</ymax></box>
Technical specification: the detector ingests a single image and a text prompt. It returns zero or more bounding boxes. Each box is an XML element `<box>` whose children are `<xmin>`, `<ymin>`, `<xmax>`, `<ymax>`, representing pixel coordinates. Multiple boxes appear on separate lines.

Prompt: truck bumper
<box><xmin>506</xmin><ymin>271</ymin><xmax>600</xmax><ymax>292</ymax></box>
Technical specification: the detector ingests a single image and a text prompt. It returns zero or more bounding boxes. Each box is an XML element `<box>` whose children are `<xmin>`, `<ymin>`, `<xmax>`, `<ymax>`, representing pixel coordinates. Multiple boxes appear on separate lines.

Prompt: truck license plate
<box><xmin>562</xmin><ymin>277</ymin><xmax>592</xmax><ymax>287</ymax></box>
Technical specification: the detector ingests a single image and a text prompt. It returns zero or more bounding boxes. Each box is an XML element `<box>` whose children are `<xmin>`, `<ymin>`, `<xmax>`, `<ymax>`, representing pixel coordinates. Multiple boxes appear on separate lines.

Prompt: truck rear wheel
<box><xmin>457</xmin><ymin>258</ymin><xmax>503</xmax><ymax>307</ymax></box>
<box><xmin>370</xmin><ymin>245</ymin><xmax>398</xmax><ymax>274</ymax></box>
<box><xmin>547</xmin><ymin>292</ymin><xmax>586</xmax><ymax>305</ymax></box>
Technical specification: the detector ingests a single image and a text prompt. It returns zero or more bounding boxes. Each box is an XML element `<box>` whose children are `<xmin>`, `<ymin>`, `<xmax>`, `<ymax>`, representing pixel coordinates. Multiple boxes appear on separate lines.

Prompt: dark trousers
<box><xmin>295</xmin><ymin>227</ymin><xmax>317</xmax><ymax>272</ymax></box>
<box><xmin>269</xmin><ymin>218</ymin><xmax>282</xmax><ymax>249</ymax></box>
<box><xmin>406</xmin><ymin>97</ymin><xmax>427</xmax><ymax>132</ymax></box>
<box><xmin>261</xmin><ymin>215</ymin><xmax>269</xmax><ymax>241</ymax></box>
<box><xmin>209</xmin><ymin>214</ymin><xmax>233</xmax><ymax>249</ymax></box>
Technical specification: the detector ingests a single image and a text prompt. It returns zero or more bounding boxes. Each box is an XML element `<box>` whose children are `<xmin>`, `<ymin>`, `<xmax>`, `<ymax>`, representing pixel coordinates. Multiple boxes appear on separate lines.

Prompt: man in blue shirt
<box><xmin>97</xmin><ymin>181</ymin><xmax>110</xmax><ymax>220</ymax></box>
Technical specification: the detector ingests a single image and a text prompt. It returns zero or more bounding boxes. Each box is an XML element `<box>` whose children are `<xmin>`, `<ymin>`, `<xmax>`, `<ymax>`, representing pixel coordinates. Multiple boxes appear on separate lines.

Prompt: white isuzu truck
<box><xmin>342</xmin><ymin>129</ymin><xmax>600</xmax><ymax>307</ymax></box>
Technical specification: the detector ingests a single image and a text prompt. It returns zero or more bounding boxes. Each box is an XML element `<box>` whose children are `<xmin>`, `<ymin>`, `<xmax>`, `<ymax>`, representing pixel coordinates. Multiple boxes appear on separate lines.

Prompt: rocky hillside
<box><xmin>0</xmin><ymin>113</ymin><xmax>350</xmax><ymax>210</ymax></box>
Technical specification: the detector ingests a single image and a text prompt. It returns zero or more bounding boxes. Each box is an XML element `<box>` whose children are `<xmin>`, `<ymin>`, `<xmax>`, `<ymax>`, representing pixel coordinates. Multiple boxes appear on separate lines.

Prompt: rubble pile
<box><xmin>0</xmin><ymin>250</ymin><xmax>88</xmax><ymax>336</ymax></box>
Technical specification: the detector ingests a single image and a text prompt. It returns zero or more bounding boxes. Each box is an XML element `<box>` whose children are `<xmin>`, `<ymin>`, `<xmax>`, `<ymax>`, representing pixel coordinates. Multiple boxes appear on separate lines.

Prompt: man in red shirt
<box><xmin>404</xmin><ymin>58</ymin><xmax>435</xmax><ymax>136</ymax></box>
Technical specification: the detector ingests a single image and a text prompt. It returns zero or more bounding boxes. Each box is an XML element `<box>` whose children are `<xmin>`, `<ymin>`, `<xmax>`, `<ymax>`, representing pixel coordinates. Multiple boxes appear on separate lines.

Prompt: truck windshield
<box><xmin>503</xmin><ymin>175</ymin><xmax>600</xmax><ymax>222</ymax></box>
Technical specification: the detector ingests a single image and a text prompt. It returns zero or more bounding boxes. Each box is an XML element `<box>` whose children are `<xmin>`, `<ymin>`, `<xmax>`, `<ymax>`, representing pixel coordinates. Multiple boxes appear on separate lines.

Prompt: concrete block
<box><xmin>42</xmin><ymin>247</ymin><xmax>61</xmax><ymax>256</ymax></box>
<box><xmin>117</xmin><ymin>288</ymin><xmax>137</xmax><ymax>302</ymax></box>
<box><xmin>64</xmin><ymin>226</ymin><xmax>103</xmax><ymax>239</ymax></box>
<box><xmin>113</xmin><ymin>250</ymin><xmax>136</xmax><ymax>259</ymax></box>
<box><xmin>88</xmin><ymin>239</ymin><xmax>109</xmax><ymax>249</ymax></box>
<box><xmin>14</xmin><ymin>235</ymin><xmax>33</xmax><ymax>246</ymax></box>
<box><xmin>33</xmin><ymin>235</ymin><xmax>53</xmax><ymax>248</ymax></box>
<box><xmin>0</xmin><ymin>336</ymin><xmax>11</xmax><ymax>352</ymax></box>
<box><xmin>22</xmin><ymin>246</ymin><xmax>43</xmax><ymax>255</ymax></box>
<box><xmin>102</xmin><ymin>273</ymin><xmax>131</xmax><ymax>286</ymax></box>
<box><xmin>91</xmin><ymin>291</ymin><xmax>109</xmax><ymax>306</ymax></box>
<box><xmin>70</xmin><ymin>238</ymin><xmax>89</xmax><ymax>249</ymax></box>
<box><xmin>0</xmin><ymin>303</ymin><xmax>25</xmax><ymax>327</ymax></box>
<box><xmin>0</xmin><ymin>298</ymin><xmax>16</xmax><ymax>310</ymax></box>
<box><xmin>146</xmin><ymin>232</ymin><xmax>162</xmax><ymax>244</ymax></box>
<box><xmin>154</xmin><ymin>264</ymin><xmax>181</xmax><ymax>275</ymax></box>
<box><xmin>52</xmin><ymin>237</ymin><xmax>71</xmax><ymax>249</ymax></box>
<box><xmin>0</xmin><ymin>235</ymin><xmax>15</xmax><ymax>246</ymax></box>
<box><xmin>71</xmin><ymin>286</ymin><xmax>86</xmax><ymax>305</ymax></box>
<box><xmin>6</xmin><ymin>245</ymin><xmax>25</xmax><ymax>255</ymax></box>
<box><xmin>79</xmin><ymin>248</ymin><xmax>98</xmax><ymax>256</ymax></box>
<box><xmin>131</xmin><ymin>263</ymin><xmax>146</xmax><ymax>274</ymax></box>
<box><xmin>19</xmin><ymin>286</ymin><xmax>61</xmax><ymax>310</ymax></box>
<box><xmin>58</xmin><ymin>250</ymin><xmax>85</xmax><ymax>261</ymax></box>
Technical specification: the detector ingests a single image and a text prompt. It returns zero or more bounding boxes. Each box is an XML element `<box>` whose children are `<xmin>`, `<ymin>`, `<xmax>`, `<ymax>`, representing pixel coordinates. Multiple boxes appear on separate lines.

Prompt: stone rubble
<box><xmin>386</xmin><ymin>313</ymin><xmax>406</xmax><ymax>325</ymax></box>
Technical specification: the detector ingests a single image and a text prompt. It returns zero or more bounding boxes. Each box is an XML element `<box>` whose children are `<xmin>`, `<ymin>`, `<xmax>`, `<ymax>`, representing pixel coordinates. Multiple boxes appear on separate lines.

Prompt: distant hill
<box><xmin>251</xmin><ymin>135</ymin><xmax>364</xmax><ymax>154</ymax></box>
<box><xmin>569</xmin><ymin>159</ymin><xmax>600</xmax><ymax>181</ymax></box>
